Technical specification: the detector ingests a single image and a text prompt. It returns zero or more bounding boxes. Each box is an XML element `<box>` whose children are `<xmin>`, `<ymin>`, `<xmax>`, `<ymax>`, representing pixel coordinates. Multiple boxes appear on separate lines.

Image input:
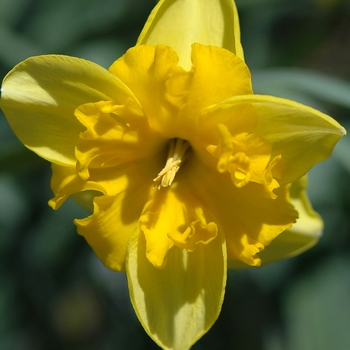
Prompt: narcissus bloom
<box><xmin>0</xmin><ymin>0</ymin><xmax>346</xmax><ymax>349</ymax></box>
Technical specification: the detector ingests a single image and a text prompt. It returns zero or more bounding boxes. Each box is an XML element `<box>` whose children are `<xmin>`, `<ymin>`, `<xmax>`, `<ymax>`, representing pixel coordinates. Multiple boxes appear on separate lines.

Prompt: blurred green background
<box><xmin>1</xmin><ymin>0</ymin><xmax>350</xmax><ymax>349</ymax></box>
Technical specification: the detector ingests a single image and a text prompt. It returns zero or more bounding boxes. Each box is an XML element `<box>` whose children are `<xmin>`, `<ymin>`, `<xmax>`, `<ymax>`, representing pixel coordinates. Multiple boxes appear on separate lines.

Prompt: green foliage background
<box><xmin>1</xmin><ymin>0</ymin><xmax>350</xmax><ymax>349</ymax></box>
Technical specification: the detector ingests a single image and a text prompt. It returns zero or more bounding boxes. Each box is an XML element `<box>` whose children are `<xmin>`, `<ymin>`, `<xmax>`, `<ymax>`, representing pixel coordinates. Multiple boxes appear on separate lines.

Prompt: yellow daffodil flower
<box><xmin>0</xmin><ymin>0</ymin><xmax>346</xmax><ymax>349</ymax></box>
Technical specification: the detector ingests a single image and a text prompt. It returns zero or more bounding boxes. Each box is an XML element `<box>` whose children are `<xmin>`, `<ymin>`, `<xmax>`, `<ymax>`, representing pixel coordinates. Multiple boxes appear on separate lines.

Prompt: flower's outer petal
<box><xmin>218</xmin><ymin>95</ymin><xmax>346</xmax><ymax>183</ymax></box>
<box><xmin>227</xmin><ymin>176</ymin><xmax>323</xmax><ymax>268</ymax></box>
<box><xmin>0</xmin><ymin>55</ymin><xmax>136</xmax><ymax>166</ymax></box>
<box><xmin>126</xmin><ymin>228</ymin><xmax>227</xmax><ymax>350</ymax></box>
<box><xmin>137</xmin><ymin>0</ymin><xmax>244</xmax><ymax>69</ymax></box>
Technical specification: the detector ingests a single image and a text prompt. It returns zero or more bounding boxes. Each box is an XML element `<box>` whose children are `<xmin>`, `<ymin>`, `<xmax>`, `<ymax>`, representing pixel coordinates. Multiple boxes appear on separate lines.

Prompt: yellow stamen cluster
<box><xmin>153</xmin><ymin>138</ymin><xmax>190</xmax><ymax>189</ymax></box>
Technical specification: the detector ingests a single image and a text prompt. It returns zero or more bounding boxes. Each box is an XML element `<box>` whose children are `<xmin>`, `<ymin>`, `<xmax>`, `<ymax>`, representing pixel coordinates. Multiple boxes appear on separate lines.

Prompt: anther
<box><xmin>153</xmin><ymin>139</ymin><xmax>190</xmax><ymax>189</ymax></box>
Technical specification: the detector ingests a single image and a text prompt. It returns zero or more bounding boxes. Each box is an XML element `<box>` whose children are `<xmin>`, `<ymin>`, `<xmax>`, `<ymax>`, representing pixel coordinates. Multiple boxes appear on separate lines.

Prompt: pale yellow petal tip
<box><xmin>137</xmin><ymin>0</ymin><xmax>244</xmax><ymax>69</ymax></box>
<box><xmin>333</xmin><ymin>123</ymin><xmax>346</xmax><ymax>138</ymax></box>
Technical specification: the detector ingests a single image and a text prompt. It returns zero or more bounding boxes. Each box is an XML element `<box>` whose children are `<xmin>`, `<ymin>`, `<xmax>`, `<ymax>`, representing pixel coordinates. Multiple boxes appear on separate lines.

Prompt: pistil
<box><xmin>153</xmin><ymin>138</ymin><xmax>190</xmax><ymax>189</ymax></box>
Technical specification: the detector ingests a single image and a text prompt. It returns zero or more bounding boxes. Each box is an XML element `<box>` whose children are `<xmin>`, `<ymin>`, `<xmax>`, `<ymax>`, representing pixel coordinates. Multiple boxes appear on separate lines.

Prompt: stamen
<box><xmin>153</xmin><ymin>138</ymin><xmax>190</xmax><ymax>189</ymax></box>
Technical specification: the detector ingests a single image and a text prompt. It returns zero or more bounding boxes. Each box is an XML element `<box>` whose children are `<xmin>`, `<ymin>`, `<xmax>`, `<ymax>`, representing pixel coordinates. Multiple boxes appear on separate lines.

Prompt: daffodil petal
<box><xmin>176</xmin><ymin>44</ymin><xmax>252</xmax><ymax>126</ymax></box>
<box><xmin>222</xmin><ymin>184</ymin><xmax>298</xmax><ymax>266</ymax></box>
<box><xmin>75</xmin><ymin>100</ymin><xmax>163</xmax><ymax>180</ymax></box>
<box><xmin>74</xmin><ymin>155</ymin><xmax>160</xmax><ymax>272</ymax></box>
<box><xmin>188</xmin><ymin>159</ymin><xmax>297</xmax><ymax>266</ymax></box>
<box><xmin>198</xmin><ymin>102</ymin><xmax>258</xmax><ymax>145</ymax></box>
<box><xmin>139</xmin><ymin>189</ymin><xmax>176</xmax><ymax>269</ymax></box>
<box><xmin>109</xmin><ymin>45</ymin><xmax>186</xmax><ymax>137</ymax></box>
<box><xmin>137</xmin><ymin>0</ymin><xmax>244</xmax><ymax>69</ymax></box>
<box><xmin>126</xmin><ymin>229</ymin><xmax>227</xmax><ymax>350</ymax></box>
<box><xmin>49</xmin><ymin>155</ymin><xmax>160</xmax><ymax>207</ymax></box>
<box><xmin>227</xmin><ymin>176</ymin><xmax>323</xmax><ymax>268</ymax></box>
<box><xmin>109</xmin><ymin>45</ymin><xmax>252</xmax><ymax>141</ymax></box>
<box><xmin>48</xmin><ymin>163</ymin><xmax>105</xmax><ymax>210</ymax></box>
<box><xmin>259</xmin><ymin>176</ymin><xmax>322</xmax><ymax>263</ymax></box>
<box><xmin>140</xmin><ymin>184</ymin><xmax>218</xmax><ymax>269</ymax></box>
<box><xmin>218</xmin><ymin>95</ymin><xmax>346</xmax><ymax>183</ymax></box>
<box><xmin>1</xmin><ymin>55</ymin><xmax>135</xmax><ymax>165</ymax></box>
<box><xmin>75</xmin><ymin>196</ymin><xmax>134</xmax><ymax>272</ymax></box>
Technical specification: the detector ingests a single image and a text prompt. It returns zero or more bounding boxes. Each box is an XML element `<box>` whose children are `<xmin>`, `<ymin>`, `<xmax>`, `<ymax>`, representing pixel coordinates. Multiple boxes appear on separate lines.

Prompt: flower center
<box><xmin>153</xmin><ymin>138</ymin><xmax>190</xmax><ymax>190</ymax></box>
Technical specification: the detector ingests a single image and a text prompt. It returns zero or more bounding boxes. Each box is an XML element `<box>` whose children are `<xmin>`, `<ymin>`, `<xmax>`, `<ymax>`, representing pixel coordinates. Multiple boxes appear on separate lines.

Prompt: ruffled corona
<box><xmin>206</xmin><ymin>123</ymin><xmax>281</xmax><ymax>198</ymax></box>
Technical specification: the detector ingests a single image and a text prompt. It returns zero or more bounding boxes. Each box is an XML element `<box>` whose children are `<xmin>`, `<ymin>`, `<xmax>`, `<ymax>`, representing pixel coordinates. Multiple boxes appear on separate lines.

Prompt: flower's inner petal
<box><xmin>168</xmin><ymin>206</ymin><xmax>218</xmax><ymax>252</ymax></box>
<box><xmin>75</xmin><ymin>192</ymin><xmax>142</xmax><ymax>272</ymax></box>
<box><xmin>205</xmin><ymin>123</ymin><xmax>280</xmax><ymax>198</ymax></box>
<box><xmin>75</xmin><ymin>100</ymin><xmax>164</xmax><ymax>181</ymax></box>
<box><xmin>228</xmin><ymin>176</ymin><xmax>324</xmax><ymax>269</ymax></box>
<box><xmin>248</xmin><ymin>176</ymin><xmax>323</xmax><ymax>266</ymax></box>
<box><xmin>177</xmin><ymin>44</ymin><xmax>252</xmax><ymax>128</ymax></box>
<box><xmin>198</xmin><ymin>103</ymin><xmax>258</xmax><ymax>145</ymax></box>
<box><xmin>187</xmin><ymin>158</ymin><xmax>297</xmax><ymax>266</ymax></box>
<box><xmin>139</xmin><ymin>191</ymin><xmax>175</xmax><ymax>269</ymax></box>
<box><xmin>140</xmin><ymin>183</ymin><xmax>218</xmax><ymax>269</ymax></box>
<box><xmin>109</xmin><ymin>44</ymin><xmax>253</xmax><ymax>142</ymax></box>
<box><xmin>217</xmin><ymin>95</ymin><xmax>346</xmax><ymax>184</ymax></box>
<box><xmin>49</xmin><ymin>163</ymin><xmax>105</xmax><ymax>210</ymax></box>
<box><xmin>51</xmin><ymin>159</ymin><xmax>161</xmax><ymax>208</ymax></box>
<box><xmin>126</xmin><ymin>226</ymin><xmax>226</xmax><ymax>350</ymax></box>
<box><xmin>222</xmin><ymin>184</ymin><xmax>297</xmax><ymax>265</ymax></box>
<box><xmin>109</xmin><ymin>45</ymin><xmax>189</xmax><ymax>137</ymax></box>
<box><xmin>1</xmin><ymin>55</ymin><xmax>135</xmax><ymax>166</ymax></box>
<box><xmin>72</xmin><ymin>158</ymin><xmax>156</xmax><ymax>272</ymax></box>
<box><xmin>137</xmin><ymin>0</ymin><xmax>244</xmax><ymax>69</ymax></box>
<box><xmin>50</xmin><ymin>155</ymin><xmax>166</xmax><ymax>273</ymax></box>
